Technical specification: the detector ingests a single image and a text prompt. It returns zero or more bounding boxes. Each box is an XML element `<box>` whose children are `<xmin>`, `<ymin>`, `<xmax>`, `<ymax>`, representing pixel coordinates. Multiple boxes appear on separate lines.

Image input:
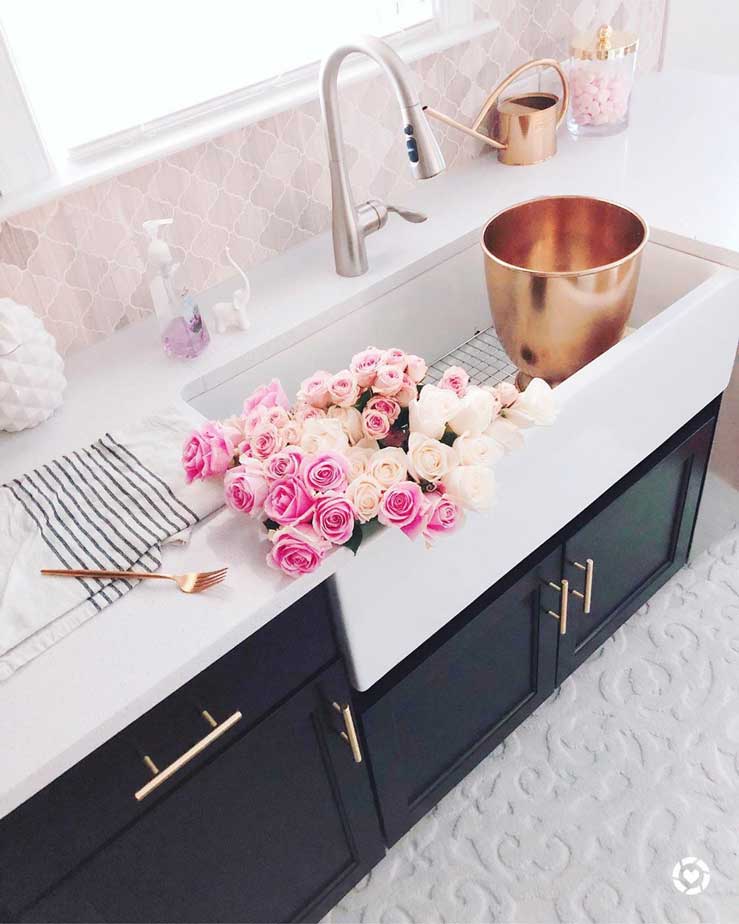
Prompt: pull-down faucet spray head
<box><xmin>399</xmin><ymin>102</ymin><xmax>446</xmax><ymax>180</ymax></box>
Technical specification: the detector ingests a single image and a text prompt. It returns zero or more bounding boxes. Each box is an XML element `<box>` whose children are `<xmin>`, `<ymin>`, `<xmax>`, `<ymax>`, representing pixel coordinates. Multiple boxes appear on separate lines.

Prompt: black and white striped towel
<box><xmin>0</xmin><ymin>409</ymin><xmax>224</xmax><ymax>680</ymax></box>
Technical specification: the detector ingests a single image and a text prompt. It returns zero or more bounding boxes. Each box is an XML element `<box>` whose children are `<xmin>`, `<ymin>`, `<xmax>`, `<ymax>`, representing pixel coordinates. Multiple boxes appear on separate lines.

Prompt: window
<box><xmin>1</xmin><ymin>1</ymin><xmax>431</xmax><ymax>157</ymax></box>
<box><xmin>0</xmin><ymin>0</ymin><xmax>483</xmax><ymax>209</ymax></box>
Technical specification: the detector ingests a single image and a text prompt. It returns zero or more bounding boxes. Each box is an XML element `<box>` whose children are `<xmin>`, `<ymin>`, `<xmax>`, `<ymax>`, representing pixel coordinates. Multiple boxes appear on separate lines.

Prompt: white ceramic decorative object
<box><xmin>0</xmin><ymin>298</ymin><xmax>66</xmax><ymax>432</ymax></box>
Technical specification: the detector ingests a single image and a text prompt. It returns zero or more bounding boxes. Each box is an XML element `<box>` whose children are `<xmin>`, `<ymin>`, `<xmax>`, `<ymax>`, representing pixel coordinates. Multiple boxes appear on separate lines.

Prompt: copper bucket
<box><xmin>481</xmin><ymin>196</ymin><xmax>648</xmax><ymax>386</ymax></box>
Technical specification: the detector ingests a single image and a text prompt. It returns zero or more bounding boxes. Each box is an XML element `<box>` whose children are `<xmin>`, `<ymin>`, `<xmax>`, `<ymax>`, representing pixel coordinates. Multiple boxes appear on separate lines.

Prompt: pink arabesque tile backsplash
<box><xmin>0</xmin><ymin>0</ymin><xmax>666</xmax><ymax>356</ymax></box>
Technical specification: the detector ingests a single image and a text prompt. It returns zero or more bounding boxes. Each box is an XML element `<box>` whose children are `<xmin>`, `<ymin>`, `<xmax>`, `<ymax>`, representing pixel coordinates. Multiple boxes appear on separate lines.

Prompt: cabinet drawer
<box><xmin>359</xmin><ymin>547</ymin><xmax>561</xmax><ymax>845</ymax></box>
<box><xmin>0</xmin><ymin>584</ymin><xmax>336</xmax><ymax>919</ymax></box>
<box><xmin>19</xmin><ymin>660</ymin><xmax>383</xmax><ymax>924</ymax></box>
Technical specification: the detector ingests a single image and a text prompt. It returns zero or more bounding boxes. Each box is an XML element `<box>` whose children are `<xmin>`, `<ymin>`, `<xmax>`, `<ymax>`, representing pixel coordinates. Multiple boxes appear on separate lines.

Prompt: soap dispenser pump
<box><xmin>143</xmin><ymin>218</ymin><xmax>210</xmax><ymax>359</ymax></box>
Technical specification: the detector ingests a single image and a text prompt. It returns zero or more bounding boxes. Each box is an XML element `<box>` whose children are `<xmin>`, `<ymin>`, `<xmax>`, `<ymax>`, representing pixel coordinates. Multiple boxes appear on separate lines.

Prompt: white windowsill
<box><xmin>0</xmin><ymin>16</ymin><xmax>498</xmax><ymax>223</ymax></box>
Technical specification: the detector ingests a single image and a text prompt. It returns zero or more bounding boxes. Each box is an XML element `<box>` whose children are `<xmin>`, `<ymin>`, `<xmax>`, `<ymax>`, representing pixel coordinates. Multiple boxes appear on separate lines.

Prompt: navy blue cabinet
<box><xmin>358</xmin><ymin>398</ymin><xmax>718</xmax><ymax>846</ymax></box>
<box><xmin>3</xmin><ymin>587</ymin><xmax>383</xmax><ymax>924</ymax></box>
<box><xmin>557</xmin><ymin>413</ymin><xmax>716</xmax><ymax>683</ymax></box>
<box><xmin>19</xmin><ymin>661</ymin><xmax>382</xmax><ymax>924</ymax></box>
<box><xmin>359</xmin><ymin>547</ymin><xmax>562</xmax><ymax>845</ymax></box>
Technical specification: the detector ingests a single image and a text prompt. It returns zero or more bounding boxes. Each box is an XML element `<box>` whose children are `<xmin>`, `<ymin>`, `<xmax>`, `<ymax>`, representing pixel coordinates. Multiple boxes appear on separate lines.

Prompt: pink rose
<box><xmin>439</xmin><ymin>366</ymin><xmax>470</xmax><ymax>398</ymax></box>
<box><xmin>250</xmin><ymin>422</ymin><xmax>284</xmax><ymax>461</ymax></box>
<box><xmin>264</xmin><ymin>446</ymin><xmax>304</xmax><ymax>481</ymax></box>
<box><xmin>366</xmin><ymin>394</ymin><xmax>401</xmax><ymax>424</ymax></box>
<box><xmin>373</xmin><ymin>363</ymin><xmax>404</xmax><ymax>397</ymax></box>
<box><xmin>265</xmin><ymin>406</ymin><xmax>290</xmax><ymax>429</ymax></box>
<box><xmin>224</xmin><ymin>460</ymin><xmax>269</xmax><ymax>516</ymax></box>
<box><xmin>243</xmin><ymin>405</ymin><xmax>268</xmax><ymax>437</ymax></box>
<box><xmin>182</xmin><ymin>423</ymin><xmax>234</xmax><ymax>483</ymax></box>
<box><xmin>362</xmin><ymin>407</ymin><xmax>391</xmax><ymax>440</ymax></box>
<box><xmin>327</xmin><ymin>369</ymin><xmax>361</xmax><ymax>408</ymax></box>
<box><xmin>312</xmin><ymin>493</ymin><xmax>356</xmax><ymax>544</ymax></box>
<box><xmin>378</xmin><ymin>480</ymin><xmax>430</xmax><ymax>538</ymax></box>
<box><xmin>263</xmin><ymin>475</ymin><xmax>315</xmax><ymax>526</ymax></box>
<box><xmin>494</xmin><ymin>381</ymin><xmax>519</xmax><ymax>408</ymax></box>
<box><xmin>267</xmin><ymin>524</ymin><xmax>330</xmax><ymax>577</ymax></box>
<box><xmin>405</xmin><ymin>354</ymin><xmax>428</xmax><ymax>384</ymax></box>
<box><xmin>243</xmin><ymin>379</ymin><xmax>289</xmax><ymax>416</ymax></box>
<box><xmin>382</xmin><ymin>347</ymin><xmax>407</xmax><ymax>367</ymax></box>
<box><xmin>298</xmin><ymin>370</ymin><xmax>332</xmax><ymax>409</ymax></box>
<box><xmin>294</xmin><ymin>402</ymin><xmax>326</xmax><ymax>424</ymax></box>
<box><xmin>350</xmin><ymin>347</ymin><xmax>383</xmax><ymax>387</ymax></box>
<box><xmin>300</xmin><ymin>451</ymin><xmax>349</xmax><ymax>494</ymax></box>
<box><xmin>395</xmin><ymin>373</ymin><xmax>418</xmax><ymax>408</ymax></box>
<box><xmin>423</xmin><ymin>493</ymin><xmax>463</xmax><ymax>542</ymax></box>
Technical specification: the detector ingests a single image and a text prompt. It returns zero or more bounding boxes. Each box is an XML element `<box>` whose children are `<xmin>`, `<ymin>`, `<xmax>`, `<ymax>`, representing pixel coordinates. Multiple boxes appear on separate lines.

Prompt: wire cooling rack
<box><xmin>426</xmin><ymin>327</ymin><xmax>517</xmax><ymax>388</ymax></box>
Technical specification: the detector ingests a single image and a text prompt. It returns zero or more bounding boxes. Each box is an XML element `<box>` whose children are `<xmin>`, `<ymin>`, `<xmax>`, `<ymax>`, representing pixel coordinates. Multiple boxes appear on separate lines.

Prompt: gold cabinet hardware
<box><xmin>546</xmin><ymin>579</ymin><xmax>569</xmax><ymax>635</ymax></box>
<box><xmin>571</xmin><ymin>558</ymin><xmax>594</xmax><ymax>614</ymax></box>
<box><xmin>332</xmin><ymin>701</ymin><xmax>362</xmax><ymax>764</ymax></box>
<box><xmin>135</xmin><ymin>709</ymin><xmax>242</xmax><ymax>801</ymax></box>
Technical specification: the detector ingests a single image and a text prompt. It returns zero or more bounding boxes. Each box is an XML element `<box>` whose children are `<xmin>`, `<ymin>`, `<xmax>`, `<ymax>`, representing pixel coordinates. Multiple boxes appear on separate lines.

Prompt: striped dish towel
<box><xmin>0</xmin><ymin>409</ymin><xmax>224</xmax><ymax>680</ymax></box>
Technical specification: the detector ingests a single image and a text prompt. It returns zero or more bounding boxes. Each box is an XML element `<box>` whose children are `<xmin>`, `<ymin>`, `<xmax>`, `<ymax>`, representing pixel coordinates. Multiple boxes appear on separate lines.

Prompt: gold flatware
<box><xmin>40</xmin><ymin>567</ymin><xmax>228</xmax><ymax>594</ymax></box>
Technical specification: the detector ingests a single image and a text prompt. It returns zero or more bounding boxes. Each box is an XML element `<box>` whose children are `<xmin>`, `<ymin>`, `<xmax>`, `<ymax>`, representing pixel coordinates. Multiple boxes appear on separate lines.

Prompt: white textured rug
<box><xmin>325</xmin><ymin>527</ymin><xmax>739</xmax><ymax>924</ymax></box>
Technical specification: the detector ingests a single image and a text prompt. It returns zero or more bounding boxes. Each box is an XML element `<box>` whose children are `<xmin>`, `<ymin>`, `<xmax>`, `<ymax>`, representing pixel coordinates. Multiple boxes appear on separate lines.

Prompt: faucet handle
<box><xmin>387</xmin><ymin>204</ymin><xmax>427</xmax><ymax>223</ymax></box>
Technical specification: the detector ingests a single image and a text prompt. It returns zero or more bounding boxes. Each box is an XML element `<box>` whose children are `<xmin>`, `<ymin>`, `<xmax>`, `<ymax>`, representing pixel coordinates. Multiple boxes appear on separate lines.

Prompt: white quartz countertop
<box><xmin>1</xmin><ymin>68</ymin><xmax>738</xmax><ymax>820</ymax></box>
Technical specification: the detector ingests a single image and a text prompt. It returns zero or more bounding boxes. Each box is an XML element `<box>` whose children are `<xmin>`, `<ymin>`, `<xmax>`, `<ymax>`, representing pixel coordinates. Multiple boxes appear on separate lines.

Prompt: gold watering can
<box><xmin>426</xmin><ymin>58</ymin><xmax>569</xmax><ymax>165</ymax></box>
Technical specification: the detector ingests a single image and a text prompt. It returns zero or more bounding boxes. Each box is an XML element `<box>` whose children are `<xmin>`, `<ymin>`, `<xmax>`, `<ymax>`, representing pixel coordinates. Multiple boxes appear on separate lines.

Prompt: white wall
<box><xmin>663</xmin><ymin>0</ymin><xmax>739</xmax><ymax>74</ymax></box>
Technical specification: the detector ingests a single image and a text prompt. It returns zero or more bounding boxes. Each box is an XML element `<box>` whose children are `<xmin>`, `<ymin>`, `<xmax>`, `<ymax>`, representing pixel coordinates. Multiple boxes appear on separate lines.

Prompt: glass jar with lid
<box><xmin>567</xmin><ymin>24</ymin><xmax>638</xmax><ymax>136</ymax></box>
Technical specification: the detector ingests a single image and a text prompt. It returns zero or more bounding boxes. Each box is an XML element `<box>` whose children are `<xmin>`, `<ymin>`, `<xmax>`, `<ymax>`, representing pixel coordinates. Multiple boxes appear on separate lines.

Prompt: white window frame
<box><xmin>0</xmin><ymin>3</ymin><xmax>497</xmax><ymax>221</ymax></box>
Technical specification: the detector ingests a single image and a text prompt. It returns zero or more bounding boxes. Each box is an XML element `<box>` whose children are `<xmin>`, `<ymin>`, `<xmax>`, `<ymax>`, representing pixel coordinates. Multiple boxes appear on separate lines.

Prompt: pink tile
<box><xmin>0</xmin><ymin>224</ymin><xmax>39</xmax><ymax>270</ymax></box>
<box><xmin>27</xmin><ymin>238</ymin><xmax>76</xmax><ymax>281</ymax></box>
<box><xmin>209</xmin><ymin>189</ymin><xmax>246</xmax><ymax>233</ymax></box>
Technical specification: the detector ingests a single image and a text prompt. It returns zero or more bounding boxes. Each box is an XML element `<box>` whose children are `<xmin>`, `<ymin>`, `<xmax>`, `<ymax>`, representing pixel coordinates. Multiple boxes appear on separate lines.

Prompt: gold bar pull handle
<box><xmin>135</xmin><ymin>709</ymin><xmax>242</xmax><ymax>801</ymax></box>
<box><xmin>571</xmin><ymin>558</ymin><xmax>594</xmax><ymax>614</ymax></box>
<box><xmin>332</xmin><ymin>702</ymin><xmax>362</xmax><ymax>764</ymax></box>
<box><xmin>546</xmin><ymin>579</ymin><xmax>569</xmax><ymax>636</ymax></box>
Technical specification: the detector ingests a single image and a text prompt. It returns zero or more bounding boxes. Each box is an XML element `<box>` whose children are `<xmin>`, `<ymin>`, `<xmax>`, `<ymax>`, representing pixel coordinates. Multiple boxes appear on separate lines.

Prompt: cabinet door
<box><xmin>20</xmin><ymin>661</ymin><xmax>383</xmax><ymax>924</ymax></box>
<box><xmin>556</xmin><ymin>413</ymin><xmax>716</xmax><ymax>684</ymax></box>
<box><xmin>360</xmin><ymin>548</ymin><xmax>561</xmax><ymax>846</ymax></box>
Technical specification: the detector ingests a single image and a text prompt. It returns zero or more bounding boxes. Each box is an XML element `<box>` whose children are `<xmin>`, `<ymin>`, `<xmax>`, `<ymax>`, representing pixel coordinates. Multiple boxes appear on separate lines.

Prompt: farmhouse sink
<box><xmin>184</xmin><ymin>237</ymin><xmax>739</xmax><ymax>690</ymax></box>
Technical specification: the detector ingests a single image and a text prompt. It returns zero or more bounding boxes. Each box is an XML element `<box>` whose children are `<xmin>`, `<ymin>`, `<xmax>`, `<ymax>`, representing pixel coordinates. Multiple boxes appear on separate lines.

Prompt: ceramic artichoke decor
<box><xmin>0</xmin><ymin>298</ymin><xmax>66</xmax><ymax>432</ymax></box>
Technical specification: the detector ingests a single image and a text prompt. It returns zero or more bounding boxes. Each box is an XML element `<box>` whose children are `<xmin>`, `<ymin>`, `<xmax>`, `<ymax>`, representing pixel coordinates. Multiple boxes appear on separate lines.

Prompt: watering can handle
<box><xmin>472</xmin><ymin>57</ymin><xmax>570</xmax><ymax>138</ymax></box>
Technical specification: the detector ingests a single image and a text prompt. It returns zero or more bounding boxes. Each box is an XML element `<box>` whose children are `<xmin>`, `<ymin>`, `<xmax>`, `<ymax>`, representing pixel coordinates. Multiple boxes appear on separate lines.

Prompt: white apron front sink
<box><xmin>184</xmin><ymin>237</ymin><xmax>739</xmax><ymax>691</ymax></box>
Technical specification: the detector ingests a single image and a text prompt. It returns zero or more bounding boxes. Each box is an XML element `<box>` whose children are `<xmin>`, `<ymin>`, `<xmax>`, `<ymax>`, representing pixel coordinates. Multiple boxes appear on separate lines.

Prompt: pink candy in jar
<box><xmin>567</xmin><ymin>25</ymin><xmax>638</xmax><ymax>137</ymax></box>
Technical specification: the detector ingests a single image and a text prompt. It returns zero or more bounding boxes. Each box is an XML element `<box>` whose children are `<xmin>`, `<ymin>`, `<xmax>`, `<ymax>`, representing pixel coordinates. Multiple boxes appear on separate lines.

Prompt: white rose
<box><xmin>448</xmin><ymin>386</ymin><xmax>496</xmax><ymax>436</ymax></box>
<box><xmin>280</xmin><ymin>418</ymin><xmax>302</xmax><ymax>446</ymax></box>
<box><xmin>453</xmin><ymin>433</ymin><xmax>502</xmax><ymax>467</ymax></box>
<box><xmin>408</xmin><ymin>385</ymin><xmax>460</xmax><ymax>440</ymax></box>
<box><xmin>445</xmin><ymin>464</ymin><xmax>496</xmax><ymax>511</ymax></box>
<box><xmin>503</xmin><ymin>378</ymin><xmax>557</xmax><ymax>428</ymax></box>
<box><xmin>346</xmin><ymin>475</ymin><xmax>383</xmax><ymax>523</ymax></box>
<box><xmin>300</xmin><ymin>417</ymin><xmax>350</xmax><ymax>454</ymax></box>
<box><xmin>345</xmin><ymin>445</ymin><xmax>376</xmax><ymax>481</ymax></box>
<box><xmin>328</xmin><ymin>405</ymin><xmax>364</xmax><ymax>444</ymax></box>
<box><xmin>368</xmin><ymin>447</ymin><xmax>408</xmax><ymax>490</ymax></box>
<box><xmin>484</xmin><ymin>417</ymin><xmax>525</xmax><ymax>453</ymax></box>
<box><xmin>406</xmin><ymin>432</ymin><xmax>458</xmax><ymax>484</ymax></box>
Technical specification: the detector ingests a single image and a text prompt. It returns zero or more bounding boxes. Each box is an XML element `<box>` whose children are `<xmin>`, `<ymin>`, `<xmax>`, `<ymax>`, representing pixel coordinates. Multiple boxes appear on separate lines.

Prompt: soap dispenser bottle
<box><xmin>143</xmin><ymin>218</ymin><xmax>210</xmax><ymax>359</ymax></box>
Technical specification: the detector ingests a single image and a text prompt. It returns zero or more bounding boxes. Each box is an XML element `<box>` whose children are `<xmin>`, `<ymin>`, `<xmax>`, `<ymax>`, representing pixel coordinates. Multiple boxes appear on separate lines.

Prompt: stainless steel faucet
<box><xmin>319</xmin><ymin>35</ymin><xmax>446</xmax><ymax>277</ymax></box>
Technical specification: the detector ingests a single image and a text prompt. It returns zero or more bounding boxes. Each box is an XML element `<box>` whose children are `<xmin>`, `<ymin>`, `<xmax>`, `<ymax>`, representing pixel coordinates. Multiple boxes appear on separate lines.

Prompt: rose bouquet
<box><xmin>182</xmin><ymin>347</ymin><xmax>556</xmax><ymax>577</ymax></box>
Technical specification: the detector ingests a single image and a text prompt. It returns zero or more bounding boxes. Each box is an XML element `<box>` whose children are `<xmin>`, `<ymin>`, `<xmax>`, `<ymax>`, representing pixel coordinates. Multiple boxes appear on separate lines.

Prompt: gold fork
<box><xmin>40</xmin><ymin>567</ymin><xmax>228</xmax><ymax>594</ymax></box>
